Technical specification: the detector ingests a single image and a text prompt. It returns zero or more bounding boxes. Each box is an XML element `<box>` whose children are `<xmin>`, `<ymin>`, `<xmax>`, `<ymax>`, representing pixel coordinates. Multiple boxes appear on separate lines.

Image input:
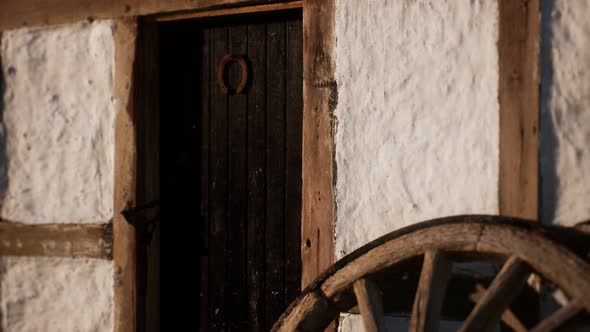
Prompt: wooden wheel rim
<box><xmin>272</xmin><ymin>215</ymin><xmax>590</xmax><ymax>331</ymax></box>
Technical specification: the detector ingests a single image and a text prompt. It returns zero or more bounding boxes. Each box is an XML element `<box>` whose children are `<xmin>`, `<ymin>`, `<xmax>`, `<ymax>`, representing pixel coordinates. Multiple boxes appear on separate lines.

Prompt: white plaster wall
<box><xmin>334</xmin><ymin>0</ymin><xmax>499</xmax><ymax>259</ymax></box>
<box><xmin>540</xmin><ymin>0</ymin><xmax>590</xmax><ymax>226</ymax></box>
<box><xmin>0</xmin><ymin>21</ymin><xmax>115</xmax><ymax>224</ymax></box>
<box><xmin>0</xmin><ymin>20</ymin><xmax>117</xmax><ymax>332</ymax></box>
<box><xmin>0</xmin><ymin>257</ymin><xmax>113</xmax><ymax>332</ymax></box>
<box><xmin>338</xmin><ymin>315</ymin><xmax>462</xmax><ymax>332</ymax></box>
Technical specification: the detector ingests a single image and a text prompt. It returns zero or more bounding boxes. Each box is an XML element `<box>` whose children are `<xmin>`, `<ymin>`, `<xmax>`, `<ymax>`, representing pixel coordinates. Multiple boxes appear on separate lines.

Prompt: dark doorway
<box><xmin>155</xmin><ymin>10</ymin><xmax>303</xmax><ymax>331</ymax></box>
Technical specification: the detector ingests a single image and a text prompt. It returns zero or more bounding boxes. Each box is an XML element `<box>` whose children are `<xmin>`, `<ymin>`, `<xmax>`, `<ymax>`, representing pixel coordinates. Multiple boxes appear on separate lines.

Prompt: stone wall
<box><xmin>0</xmin><ymin>21</ymin><xmax>117</xmax><ymax>331</ymax></box>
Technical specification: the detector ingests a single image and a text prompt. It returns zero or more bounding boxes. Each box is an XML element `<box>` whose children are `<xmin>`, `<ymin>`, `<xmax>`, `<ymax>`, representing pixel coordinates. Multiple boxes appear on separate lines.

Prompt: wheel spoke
<box><xmin>459</xmin><ymin>256</ymin><xmax>531</xmax><ymax>332</ymax></box>
<box><xmin>469</xmin><ymin>283</ymin><xmax>527</xmax><ymax>332</ymax></box>
<box><xmin>353</xmin><ymin>278</ymin><xmax>385</xmax><ymax>332</ymax></box>
<box><xmin>409</xmin><ymin>250</ymin><xmax>452</xmax><ymax>332</ymax></box>
<box><xmin>530</xmin><ymin>298</ymin><xmax>584</xmax><ymax>332</ymax></box>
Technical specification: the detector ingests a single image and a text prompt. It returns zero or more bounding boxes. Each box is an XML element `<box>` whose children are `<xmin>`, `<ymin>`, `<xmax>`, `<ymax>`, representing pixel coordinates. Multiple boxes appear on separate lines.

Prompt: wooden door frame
<box><xmin>135</xmin><ymin>1</ymin><xmax>336</xmax><ymax>331</ymax></box>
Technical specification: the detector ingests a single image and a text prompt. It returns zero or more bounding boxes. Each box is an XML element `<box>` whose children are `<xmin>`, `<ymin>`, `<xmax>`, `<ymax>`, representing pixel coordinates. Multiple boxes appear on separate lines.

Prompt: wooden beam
<box><xmin>498</xmin><ymin>0</ymin><xmax>540</xmax><ymax>220</ymax></box>
<box><xmin>154</xmin><ymin>1</ymin><xmax>302</xmax><ymax>22</ymax></box>
<box><xmin>0</xmin><ymin>221</ymin><xmax>112</xmax><ymax>258</ymax></box>
<box><xmin>0</xmin><ymin>0</ymin><xmax>291</xmax><ymax>31</ymax></box>
<box><xmin>113</xmin><ymin>18</ymin><xmax>138</xmax><ymax>332</ymax></box>
<box><xmin>301</xmin><ymin>0</ymin><xmax>336</xmax><ymax>289</ymax></box>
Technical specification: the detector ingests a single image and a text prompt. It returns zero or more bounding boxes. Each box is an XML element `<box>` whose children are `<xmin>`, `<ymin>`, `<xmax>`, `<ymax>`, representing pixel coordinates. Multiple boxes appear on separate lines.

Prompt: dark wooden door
<box><xmin>160</xmin><ymin>11</ymin><xmax>303</xmax><ymax>332</ymax></box>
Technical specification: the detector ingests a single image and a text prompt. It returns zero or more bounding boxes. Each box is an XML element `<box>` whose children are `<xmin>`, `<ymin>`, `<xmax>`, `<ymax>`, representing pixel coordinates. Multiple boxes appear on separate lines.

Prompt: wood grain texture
<box><xmin>460</xmin><ymin>256</ymin><xmax>531</xmax><ymax>332</ymax></box>
<box><xmin>530</xmin><ymin>298</ymin><xmax>585</xmax><ymax>332</ymax></box>
<box><xmin>285</xmin><ymin>17</ymin><xmax>303</xmax><ymax>308</ymax></box>
<box><xmin>409</xmin><ymin>250</ymin><xmax>451</xmax><ymax>332</ymax></box>
<box><xmin>353</xmin><ymin>278</ymin><xmax>385</xmax><ymax>332</ymax></box>
<box><xmin>498</xmin><ymin>0</ymin><xmax>540</xmax><ymax>220</ymax></box>
<box><xmin>301</xmin><ymin>0</ymin><xmax>336</xmax><ymax>289</ymax></box>
<box><xmin>0</xmin><ymin>222</ymin><xmax>112</xmax><ymax>258</ymax></box>
<box><xmin>226</xmin><ymin>23</ymin><xmax>248</xmax><ymax>331</ymax></box>
<box><xmin>155</xmin><ymin>1</ymin><xmax>302</xmax><ymax>22</ymax></box>
<box><xmin>0</xmin><ymin>0</ymin><xmax>292</xmax><ymax>30</ymax></box>
<box><xmin>113</xmin><ymin>18</ymin><xmax>138</xmax><ymax>332</ymax></box>
<box><xmin>246</xmin><ymin>21</ymin><xmax>267</xmax><ymax>331</ymax></box>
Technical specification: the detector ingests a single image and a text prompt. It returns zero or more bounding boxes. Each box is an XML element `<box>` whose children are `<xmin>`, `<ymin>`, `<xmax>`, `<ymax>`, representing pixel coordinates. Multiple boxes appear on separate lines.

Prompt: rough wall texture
<box><xmin>0</xmin><ymin>21</ymin><xmax>115</xmax><ymax>224</ymax></box>
<box><xmin>0</xmin><ymin>20</ymin><xmax>117</xmax><ymax>332</ymax></box>
<box><xmin>540</xmin><ymin>0</ymin><xmax>590</xmax><ymax>226</ymax></box>
<box><xmin>334</xmin><ymin>0</ymin><xmax>499</xmax><ymax>259</ymax></box>
<box><xmin>0</xmin><ymin>257</ymin><xmax>114</xmax><ymax>331</ymax></box>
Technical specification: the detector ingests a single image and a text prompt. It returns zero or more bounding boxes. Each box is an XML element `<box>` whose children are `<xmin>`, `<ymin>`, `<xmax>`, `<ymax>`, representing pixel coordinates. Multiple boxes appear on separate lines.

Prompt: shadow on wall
<box><xmin>540</xmin><ymin>0</ymin><xmax>558</xmax><ymax>225</ymax></box>
<box><xmin>0</xmin><ymin>55</ymin><xmax>7</xmax><ymax>208</ymax></box>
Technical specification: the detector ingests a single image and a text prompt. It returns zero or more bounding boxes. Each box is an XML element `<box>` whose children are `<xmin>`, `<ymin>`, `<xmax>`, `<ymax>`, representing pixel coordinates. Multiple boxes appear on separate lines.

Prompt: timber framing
<box><xmin>301</xmin><ymin>0</ymin><xmax>336</xmax><ymax>289</ymax></box>
<box><xmin>0</xmin><ymin>221</ymin><xmax>112</xmax><ymax>258</ymax></box>
<box><xmin>113</xmin><ymin>19</ymin><xmax>138</xmax><ymax>332</ymax></box>
<box><xmin>498</xmin><ymin>0</ymin><xmax>540</xmax><ymax>220</ymax></box>
<box><xmin>0</xmin><ymin>0</ymin><xmax>295</xmax><ymax>31</ymax></box>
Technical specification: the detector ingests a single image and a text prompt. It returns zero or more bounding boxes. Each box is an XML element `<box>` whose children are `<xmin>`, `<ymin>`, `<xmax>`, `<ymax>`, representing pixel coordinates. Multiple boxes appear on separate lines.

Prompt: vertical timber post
<box><xmin>113</xmin><ymin>18</ymin><xmax>138</xmax><ymax>332</ymax></box>
<box><xmin>301</xmin><ymin>0</ymin><xmax>337</xmax><ymax>289</ymax></box>
<box><xmin>498</xmin><ymin>0</ymin><xmax>540</xmax><ymax>221</ymax></box>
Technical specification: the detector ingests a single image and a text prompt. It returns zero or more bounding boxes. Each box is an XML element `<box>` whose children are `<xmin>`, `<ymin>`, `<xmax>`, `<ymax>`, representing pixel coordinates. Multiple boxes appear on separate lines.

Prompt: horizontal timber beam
<box><xmin>154</xmin><ymin>1</ymin><xmax>302</xmax><ymax>22</ymax></box>
<box><xmin>0</xmin><ymin>221</ymin><xmax>112</xmax><ymax>259</ymax></box>
<box><xmin>0</xmin><ymin>0</ymin><xmax>295</xmax><ymax>31</ymax></box>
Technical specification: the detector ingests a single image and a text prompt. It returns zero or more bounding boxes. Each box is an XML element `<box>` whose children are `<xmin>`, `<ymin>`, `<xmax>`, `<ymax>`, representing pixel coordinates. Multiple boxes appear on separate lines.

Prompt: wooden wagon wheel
<box><xmin>272</xmin><ymin>215</ymin><xmax>590</xmax><ymax>332</ymax></box>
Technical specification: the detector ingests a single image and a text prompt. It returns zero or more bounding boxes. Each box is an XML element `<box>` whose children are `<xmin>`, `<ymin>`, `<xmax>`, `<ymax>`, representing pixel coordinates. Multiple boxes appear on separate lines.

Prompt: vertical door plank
<box><xmin>265</xmin><ymin>20</ymin><xmax>287</xmax><ymax>330</ymax></box>
<box><xmin>226</xmin><ymin>23</ymin><xmax>249</xmax><ymax>331</ymax></box>
<box><xmin>284</xmin><ymin>17</ymin><xmax>303</xmax><ymax>307</ymax></box>
<box><xmin>209</xmin><ymin>25</ymin><xmax>229</xmax><ymax>331</ymax></box>
<box><xmin>199</xmin><ymin>25</ymin><xmax>211</xmax><ymax>332</ymax></box>
<box><xmin>247</xmin><ymin>22</ymin><xmax>267</xmax><ymax>331</ymax></box>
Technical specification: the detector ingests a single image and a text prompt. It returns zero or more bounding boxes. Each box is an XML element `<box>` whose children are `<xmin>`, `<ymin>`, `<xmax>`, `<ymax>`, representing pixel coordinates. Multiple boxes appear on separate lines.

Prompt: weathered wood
<box><xmin>409</xmin><ymin>250</ymin><xmax>451</xmax><ymax>332</ymax></box>
<box><xmin>155</xmin><ymin>1</ymin><xmax>302</xmax><ymax>22</ymax></box>
<box><xmin>284</xmin><ymin>16</ymin><xmax>303</xmax><ymax>307</ymax></box>
<box><xmin>0</xmin><ymin>0</ymin><xmax>294</xmax><ymax>30</ymax></box>
<box><xmin>498</xmin><ymin>0</ymin><xmax>540</xmax><ymax>220</ymax></box>
<box><xmin>113</xmin><ymin>18</ymin><xmax>138</xmax><ymax>332</ymax></box>
<box><xmin>266</xmin><ymin>19</ymin><xmax>288</xmax><ymax>330</ymax></box>
<box><xmin>209</xmin><ymin>25</ymin><xmax>229</xmax><ymax>331</ymax></box>
<box><xmin>0</xmin><ymin>221</ymin><xmax>112</xmax><ymax>258</ymax></box>
<box><xmin>247</xmin><ymin>21</ymin><xmax>267</xmax><ymax>331</ymax></box>
<box><xmin>530</xmin><ymin>298</ymin><xmax>585</xmax><ymax>332</ymax></box>
<box><xmin>301</xmin><ymin>0</ymin><xmax>336</xmax><ymax>290</ymax></box>
<box><xmin>469</xmin><ymin>283</ymin><xmax>527</xmax><ymax>332</ymax></box>
<box><xmin>353</xmin><ymin>278</ymin><xmax>385</xmax><ymax>332</ymax></box>
<box><xmin>460</xmin><ymin>256</ymin><xmax>531</xmax><ymax>332</ymax></box>
<box><xmin>198</xmin><ymin>24</ymin><xmax>211</xmax><ymax>332</ymax></box>
<box><xmin>272</xmin><ymin>291</ymin><xmax>338</xmax><ymax>332</ymax></box>
<box><xmin>273</xmin><ymin>216</ymin><xmax>590</xmax><ymax>332</ymax></box>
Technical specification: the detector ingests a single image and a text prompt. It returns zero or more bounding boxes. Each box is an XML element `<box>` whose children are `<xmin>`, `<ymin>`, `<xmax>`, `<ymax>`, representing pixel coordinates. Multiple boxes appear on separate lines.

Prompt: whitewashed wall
<box><xmin>540</xmin><ymin>0</ymin><xmax>590</xmax><ymax>226</ymax></box>
<box><xmin>333</xmin><ymin>0</ymin><xmax>498</xmax><ymax>330</ymax></box>
<box><xmin>0</xmin><ymin>21</ymin><xmax>115</xmax><ymax>331</ymax></box>
<box><xmin>334</xmin><ymin>0</ymin><xmax>499</xmax><ymax>259</ymax></box>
